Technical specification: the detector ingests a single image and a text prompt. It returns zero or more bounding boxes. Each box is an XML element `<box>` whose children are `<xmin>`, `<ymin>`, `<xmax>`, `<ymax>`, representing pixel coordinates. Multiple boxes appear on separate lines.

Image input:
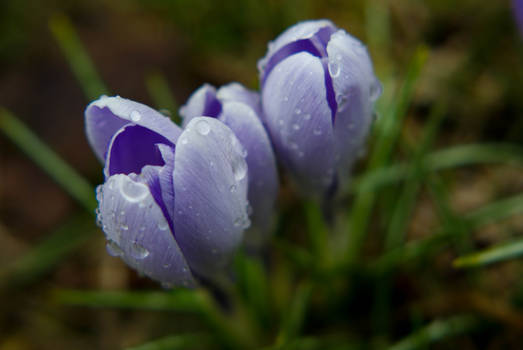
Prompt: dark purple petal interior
<box><xmin>107</xmin><ymin>124</ymin><xmax>173</xmax><ymax>177</ymax></box>
<box><xmin>262</xmin><ymin>25</ymin><xmax>338</xmax><ymax>123</ymax></box>
<box><xmin>141</xmin><ymin>164</ymin><xmax>175</xmax><ymax>235</ymax></box>
<box><xmin>203</xmin><ymin>89</ymin><xmax>223</xmax><ymax>117</ymax></box>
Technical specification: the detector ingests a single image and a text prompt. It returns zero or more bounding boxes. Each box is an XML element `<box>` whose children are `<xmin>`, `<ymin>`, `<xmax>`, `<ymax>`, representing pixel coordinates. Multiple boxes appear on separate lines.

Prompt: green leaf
<box><xmin>126</xmin><ymin>333</ymin><xmax>212</xmax><ymax>350</ymax></box>
<box><xmin>387</xmin><ymin>315</ymin><xmax>479</xmax><ymax>350</ymax></box>
<box><xmin>53</xmin><ymin>289</ymin><xmax>206</xmax><ymax>312</ymax></box>
<box><xmin>345</xmin><ymin>46</ymin><xmax>429</xmax><ymax>265</ymax></box>
<box><xmin>275</xmin><ymin>282</ymin><xmax>313</xmax><ymax>348</ymax></box>
<box><xmin>0</xmin><ymin>214</ymin><xmax>93</xmax><ymax>289</ymax></box>
<box><xmin>0</xmin><ymin>108</ymin><xmax>97</xmax><ymax>212</ymax></box>
<box><xmin>453</xmin><ymin>238</ymin><xmax>523</xmax><ymax>268</ymax></box>
<box><xmin>49</xmin><ymin>14</ymin><xmax>109</xmax><ymax>100</ymax></box>
<box><xmin>354</xmin><ymin>143</ymin><xmax>523</xmax><ymax>193</ymax></box>
<box><xmin>145</xmin><ymin>72</ymin><xmax>181</xmax><ymax>125</ymax></box>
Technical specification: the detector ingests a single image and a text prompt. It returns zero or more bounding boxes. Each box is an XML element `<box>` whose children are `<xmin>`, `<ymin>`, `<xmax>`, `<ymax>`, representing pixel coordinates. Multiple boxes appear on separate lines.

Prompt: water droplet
<box><xmin>303</xmin><ymin>114</ymin><xmax>311</xmax><ymax>120</ymax></box>
<box><xmin>232</xmin><ymin>159</ymin><xmax>247</xmax><ymax>181</ymax></box>
<box><xmin>130</xmin><ymin>241</ymin><xmax>149</xmax><ymax>259</ymax></box>
<box><xmin>157</xmin><ymin>221</ymin><xmax>169</xmax><ymax>231</ymax></box>
<box><xmin>196</xmin><ymin>119</ymin><xmax>210</xmax><ymax>135</ymax></box>
<box><xmin>313</xmin><ymin>128</ymin><xmax>323</xmax><ymax>136</ymax></box>
<box><xmin>230</xmin><ymin>184</ymin><xmax>237</xmax><ymax>193</ymax></box>
<box><xmin>298</xmin><ymin>151</ymin><xmax>305</xmax><ymax>158</ymax></box>
<box><xmin>347</xmin><ymin>123</ymin><xmax>355</xmax><ymax>130</ymax></box>
<box><xmin>328</xmin><ymin>61</ymin><xmax>341</xmax><ymax>78</ymax></box>
<box><xmin>163</xmin><ymin>263</ymin><xmax>171</xmax><ymax>269</ymax></box>
<box><xmin>278</xmin><ymin>119</ymin><xmax>284</xmax><ymax>126</ymax></box>
<box><xmin>120</xmin><ymin>178</ymin><xmax>149</xmax><ymax>203</ymax></box>
<box><xmin>181</xmin><ymin>137</ymin><xmax>188</xmax><ymax>145</ymax></box>
<box><xmin>283</xmin><ymin>96</ymin><xmax>289</xmax><ymax>102</ymax></box>
<box><xmin>121</xmin><ymin>224</ymin><xmax>129</xmax><ymax>231</ymax></box>
<box><xmin>292</xmin><ymin>123</ymin><xmax>300</xmax><ymax>131</ymax></box>
<box><xmin>159</xmin><ymin>109</ymin><xmax>171</xmax><ymax>117</ymax></box>
<box><xmin>370</xmin><ymin>80</ymin><xmax>383</xmax><ymax>101</ymax></box>
<box><xmin>246</xmin><ymin>203</ymin><xmax>253</xmax><ymax>216</ymax></box>
<box><xmin>106</xmin><ymin>240</ymin><xmax>123</xmax><ymax>257</ymax></box>
<box><xmin>336</xmin><ymin>54</ymin><xmax>342</xmax><ymax>61</ymax></box>
<box><xmin>241</xmin><ymin>149</ymin><xmax>248</xmax><ymax>158</ymax></box>
<box><xmin>161</xmin><ymin>282</ymin><xmax>174</xmax><ymax>289</ymax></box>
<box><xmin>130</xmin><ymin>110</ymin><xmax>141</xmax><ymax>122</ymax></box>
<box><xmin>295</xmin><ymin>108</ymin><xmax>301</xmax><ymax>115</ymax></box>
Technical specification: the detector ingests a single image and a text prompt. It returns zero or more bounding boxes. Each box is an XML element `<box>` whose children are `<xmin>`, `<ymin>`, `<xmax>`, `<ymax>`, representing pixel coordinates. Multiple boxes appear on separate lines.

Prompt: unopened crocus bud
<box><xmin>258</xmin><ymin>19</ymin><xmax>382</xmax><ymax>197</ymax></box>
<box><xmin>180</xmin><ymin>83</ymin><xmax>278</xmax><ymax>247</ymax></box>
<box><xmin>85</xmin><ymin>96</ymin><xmax>250</xmax><ymax>287</ymax></box>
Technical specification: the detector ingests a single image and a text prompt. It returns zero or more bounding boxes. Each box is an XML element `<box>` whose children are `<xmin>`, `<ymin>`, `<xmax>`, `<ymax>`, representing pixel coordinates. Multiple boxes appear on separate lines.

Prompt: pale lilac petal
<box><xmin>97</xmin><ymin>174</ymin><xmax>195</xmax><ymax>287</ymax></box>
<box><xmin>262</xmin><ymin>52</ymin><xmax>336</xmax><ymax>196</ymax></box>
<box><xmin>173</xmin><ymin>117</ymin><xmax>249</xmax><ymax>278</ymax></box>
<box><xmin>219</xmin><ymin>101</ymin><xmax>278</xmax><ymax>246</ymax></box>
<box><xmin>85</xmin><ymin>96</ymin><xmax>182</xmax><ymax>161</ymax></box>
<box><xmin>217</xmin><ymin>83</ymin><xmax>264</xmax><ymax>118</ymax></box>
<box><xmin>179</xmin><ymin>84</ymin><xmax>221</xmax><ymax>127</ymax></box>
<box><xmin>258</xmin><ymin>19</ymin><xmax>335</xmax><ymax>78</ymax></box>
<box><xmin>326</xmin><ymin>31</ymin><xmax>381</xmax><ymax>185</ymax></box>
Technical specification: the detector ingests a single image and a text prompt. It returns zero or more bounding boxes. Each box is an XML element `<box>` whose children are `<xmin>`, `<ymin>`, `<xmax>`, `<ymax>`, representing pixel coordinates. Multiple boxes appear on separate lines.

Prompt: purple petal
<box><xmin>180</xmin><ymin>84</ymin><xmax>220</xmax><ymax>128</ymax></box>
<box><xmin>258</xmin><ymin>19</ymin><xmax>335</xmax><ymax>77</ymax></box>
<box><xmin>97</xmin><ymin>173</ymin><xmax>195</xmax><ymax>287</ymax></box>
<box><xmin>85</xmin><ymin>96</ymin><xmax>182</xmax><ymax>161</ymax></box>
<box><xmin>105</xmin><ymin>124</ymin><xmax>173</xmax><ymax>178</ymax></box>
<box><xmin>216</xmin><ymin>83</ymin><xmax>263</xmax><ymax>119</ymax></box>
<box><xmin>262</xmin><ymin>52</ymin><xmax>336</xmax><ymax>196</ymax></box>
<box><xmin>219</xmin><ymin>101</ymin><xmax>279</xmax><ymax>246</ymax></box>
<box><xmin>173</xmin><ymin>117</ymin><xmax>249</xmax><ymax>279</ymax></box>
<box><xmin>326</xmin><ymin>30</ymin><xmax>381</xmax><ymax>186</ymax></box>
<box><xmin>514</xmin><ymin>0</ymin><xmax>523</xmax><ymax>36</ymax></box>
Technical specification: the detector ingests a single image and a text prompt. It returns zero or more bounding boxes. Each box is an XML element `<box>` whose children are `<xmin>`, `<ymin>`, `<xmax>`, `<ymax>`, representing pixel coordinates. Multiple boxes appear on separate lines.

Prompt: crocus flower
<box><xmin>514</xmin><ymin>0</ymin><xmax>523</xmax><ymax>37</ymax></box>
<box><xmin>180</xmin><ymin>83</ymin><xmax>278</xmax><ymax>247</ymax></box>
<box><xmin>258</xmin><ymin>19</ymin><xmax>382</xmax><ymax>197</ymax></box>
<box><xmin>85</xmin><ymin>96</ymin><xmax>250</xmax><ymax>287</ymax></box>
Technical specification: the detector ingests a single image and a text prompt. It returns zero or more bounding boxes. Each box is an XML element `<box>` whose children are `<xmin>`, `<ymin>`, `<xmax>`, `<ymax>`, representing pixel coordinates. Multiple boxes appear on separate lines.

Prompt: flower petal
<box><xmin>173</xmin><ymin>117</ymin><xmax>249</xmax><ymax>278</ymax></box>
<box><xmin>97</xmin><ymin>173</ymin><xmax>195</xmax><ymax>287</ymax></box>
<box><xmin>262</xmin><ymin>52</ymin><xmax>336</xmax><ymax>196</ymax></box>
<box><xmin>220</xmin><ymin>101</ymin><xmax>278</xmax><ymax>246</ymax></box>
<box><xmin>326</xmin><ymin>30</ymin><xmax>381</xmax><ymax>185</ymax></box>
<box><xmin>105</xmin><ymin>124</ymin><xmax>173</xmax><ymax>178</ymax></box>
<box><xmin>258</xmin><ymin>19</ymin><xmax>335</xmax><ymax>78</ymax></box>
<box><xmin>85</xmin><ymin>96</ymin><xmax>182</xmax><ymax>161</ymax></box>
<box><xmin>217</xmin><ymin>83</ymin><xmax>264</xmax><ymax>119</ymax></box>
<box><xmin>179</xmin><ymin>84</ymin><xmax>221</xmax><ymax>128</ymax></box>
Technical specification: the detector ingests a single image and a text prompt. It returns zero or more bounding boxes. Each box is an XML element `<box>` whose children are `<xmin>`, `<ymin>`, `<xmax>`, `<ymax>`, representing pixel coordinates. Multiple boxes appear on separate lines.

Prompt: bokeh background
<box><xmin>1</xmin><ymin>0</ymin><xmax>522</xmax><ymax>349</ymax></box>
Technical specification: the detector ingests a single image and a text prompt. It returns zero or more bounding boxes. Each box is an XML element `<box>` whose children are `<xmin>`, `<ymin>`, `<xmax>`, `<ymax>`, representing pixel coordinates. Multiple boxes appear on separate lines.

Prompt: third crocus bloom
<box><xmin>258</xmin><ymin>19</ymin><xmax>382</xmax><ymax>198</ymax></box>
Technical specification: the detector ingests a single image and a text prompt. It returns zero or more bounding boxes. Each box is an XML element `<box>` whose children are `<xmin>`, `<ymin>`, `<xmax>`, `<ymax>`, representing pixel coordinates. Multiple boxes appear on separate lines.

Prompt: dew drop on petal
<box><xmin>119</xmin><ymin>178</ymin><xmax>149</xmax><ymax>203</ymax></box>
<box><xmin>303</xmin><ymin>114</ymin><xmax>311</xmax><ymax>120</ymax></box>
<box><xmin>292</xmin><ymin>123</ymin><xmax>300</xmax><ymax>131</ymax></box>
<box><xmin>196</xmin><ymin>119</ymin><xmax>211</xmax><ymax>135</ymax></box>
<box><xmin>106</xmin><ymin>240</ymin><xmax>124</xmax><ymax>257</ymax></box>
<box><xmin>295</xmin><ymin>108</ymin><xmax>301</xmax><ymax>115</ymax></box>
<box><xmin>313</xmin><ymin>128</ymin><xmax>323</xmax><ymax>136</ymax></box>
<box><xmin>130</xmin><ymin>110</ymin><xmax>142</xmax><ymax>122</ymax></box>
<box><xmin>229</xmin><ymin>184</ymin><xmax>237</xmax><ymax>193</ymax></box>
<box><xmin>328</xmin><ymin>61</ymin><xmax>340</xmax><ymax>78</ymax></box>
<box><xmin>130</xmin><ymin>241</ymin><xmax>149</xmax><ymax>259</ymax></box>
<box><xmin>157</xmin><ymin>220</ymin><xmax>169</xmax><ymax>231</ymax></box>
<box><xmin>370</xmin><ymin>80</ymin><xmax>383</xmax><ymax>102</ymax></box>
<box><xmin>232</xmin><ymin>159</ymin><xmax>247</xmax><ymax>181</ymax></box>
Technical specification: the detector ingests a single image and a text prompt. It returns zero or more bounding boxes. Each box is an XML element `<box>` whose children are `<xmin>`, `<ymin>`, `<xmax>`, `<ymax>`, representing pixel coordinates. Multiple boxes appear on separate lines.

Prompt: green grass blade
<box><xmin>0</xmin><ymin>108</ymin><xmax>97</xmax><ymax>212</ymax></box>
<box><xmin>387</xmin><ymin>315</ymin><xmax>479</xmax><ymax>350</ymax></box>
<box><xmin>145</xmin><ymin>72</ymin><xmax>181</xmax><ymax>125</ymax></box>
<box><xmin>373</xmin><ymin>192</ymin><xmax>523</xmax><ymax>272</ymax></box>
<box><xmin>0</xmin><ymin>214</ymin><xmax>93</xmax><ymax>289</ymax></box>
<box><xmin>453</xmin><ymin>238</ymin><xmax>523</xmax><ymax>268</ymax></box>
<box><xmin>53</xmin><ymin>289</ymin><xmax>206</xmax><ymax>312</ymax></box>
<box><xmin>354</xmin><ymin>143</ymin><xmax>523</xmax><ymax>193</ymax></box>
<box><xmin>304</xmin><ymin>200</ymin><xmax>328</xmax><ymax>261</ymax></box>
<box><xmin>275</xmin><ymin>282</ymin><xmax>313</xmax><ymax>348</ymax></box>
<box><xmin>126</xmin><ymin>333</ymin><xmax>212</xmax><ymax>350</ymax></box>
<box><xmin>345</xmin><ymin>46</ymin><xmax>429</xmax><ymax>265</ymax></box>
<box><xmin>49</xmin><ymin>13</ymin><xmax>109</xmax><ymax>100</ymax></box>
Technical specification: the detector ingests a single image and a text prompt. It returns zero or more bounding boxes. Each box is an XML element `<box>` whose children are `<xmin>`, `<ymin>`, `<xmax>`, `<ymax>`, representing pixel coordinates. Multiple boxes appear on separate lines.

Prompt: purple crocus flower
<box><xmin>514</xmin><ymin>0</ymin><xmax>523</xmax><ymax>36</ymax></box>
<box><xmin>180</xmin><ymin>83</ymin><xmax>278</xmax><ymax>247</ymax></box>
<box><xmin>258</xmin><ymin>20</ymin><xmax>382</xmax><ymax>197</ymax></box>
<box><xmin>85</xmin><ymin>96</ymin><xmax>250</xmax><ymax>287</ymax></box>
